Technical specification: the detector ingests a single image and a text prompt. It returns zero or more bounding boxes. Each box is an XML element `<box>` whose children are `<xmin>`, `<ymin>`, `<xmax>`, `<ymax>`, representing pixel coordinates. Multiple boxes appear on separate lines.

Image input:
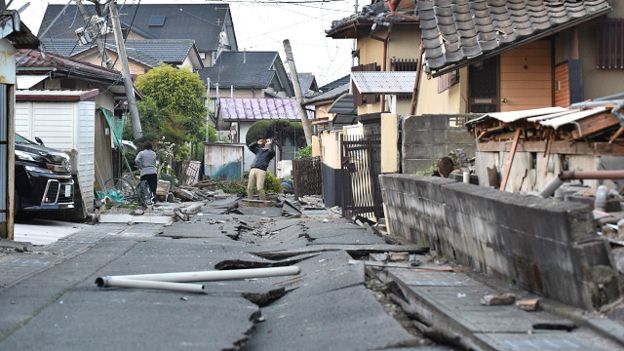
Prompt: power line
<box><xmin>111</xmin><ymin>0</ymin><xmax>141</xmax><ymax>68</ymax></box>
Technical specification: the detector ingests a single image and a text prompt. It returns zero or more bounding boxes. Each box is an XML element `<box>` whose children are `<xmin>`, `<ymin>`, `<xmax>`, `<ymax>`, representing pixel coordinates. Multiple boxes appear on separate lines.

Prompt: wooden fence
<box><xmin>292</xmin><ymin>157</ymin><xmax>322</xmax><ymax>199</ymax></box>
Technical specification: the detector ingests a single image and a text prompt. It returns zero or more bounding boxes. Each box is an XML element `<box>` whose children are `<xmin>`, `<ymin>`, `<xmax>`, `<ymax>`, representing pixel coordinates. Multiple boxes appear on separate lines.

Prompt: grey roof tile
<box><xmin>420</xmin><ymin>0</ymin><xmax>612</xmax><ymax>76</ymax></box>
<box><xmin>199</xmin><ymin>51</ymin><xmax>279</xmax><ymax>89</ymax></box>
<box><xmin>39</xmin><ymin>4</ymin><xmax>233</xmax><ymax>52</ymax></box>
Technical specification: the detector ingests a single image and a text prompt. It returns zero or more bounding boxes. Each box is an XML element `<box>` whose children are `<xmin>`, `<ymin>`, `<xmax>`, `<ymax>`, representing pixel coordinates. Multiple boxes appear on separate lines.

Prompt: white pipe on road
<box><xmin>96</xmin><ymin>277</ymin><xmax>206</xmax><ymax>294</ymax></box>
<box><xmin>95</xmin><ymin>266</ymin><xmax>301</xmax><ymax>284</ymax></box>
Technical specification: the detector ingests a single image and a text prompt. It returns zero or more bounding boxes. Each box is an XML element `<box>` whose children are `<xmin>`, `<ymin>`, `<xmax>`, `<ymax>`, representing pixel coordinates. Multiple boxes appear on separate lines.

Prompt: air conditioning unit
<box><xmin>75</xmin><ymin>27</ymin><xmax>92</xmax><ymax>46</ymax></box>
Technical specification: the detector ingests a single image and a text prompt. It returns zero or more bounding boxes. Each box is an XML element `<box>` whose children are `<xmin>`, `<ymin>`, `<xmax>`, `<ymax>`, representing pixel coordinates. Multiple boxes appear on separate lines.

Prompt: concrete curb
<box><xmin>540</xmin><ymin>299</ymin><xmax>624</xmax><ymax>348</ymax></box>
<box><xmin>465</xmin><ymin>271</ymin><xmax>624</xmax><ymax>349</ymax></box>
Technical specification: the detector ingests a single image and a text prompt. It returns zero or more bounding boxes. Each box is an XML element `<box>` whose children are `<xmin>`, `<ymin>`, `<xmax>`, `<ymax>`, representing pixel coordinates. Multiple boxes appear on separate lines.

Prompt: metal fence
<box><xmin>340</xmin><ymin>134</ymin><xmax>383</xmax><ymax>221</ymax></box>
<box><xmin>292</xmin><ymin>156</ymin><xmax>322</xmax><ymax>199</ymax></box>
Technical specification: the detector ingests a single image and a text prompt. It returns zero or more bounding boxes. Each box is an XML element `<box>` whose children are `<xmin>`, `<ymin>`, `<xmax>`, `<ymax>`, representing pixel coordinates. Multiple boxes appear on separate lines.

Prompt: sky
<box><xmin>14</xmin><ymin>0</ymin><xmax>362</xmax><ymax>86</ymax></box>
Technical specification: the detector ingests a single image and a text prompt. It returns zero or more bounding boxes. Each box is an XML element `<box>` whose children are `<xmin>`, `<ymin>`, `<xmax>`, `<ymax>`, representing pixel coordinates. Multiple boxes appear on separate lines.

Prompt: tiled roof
<box><xmin>318</xmin><ymin>75</ymin><xmax>350</xmax><ymax>93</ymax></box>
<box><xmin>40</xmin><ymin>39</ymin><xmax>92</xmax><ymax>57</ymax></box>
<box><xmin>219</xmin><ymin>98</ymin><xmax>312</xmax><ymax>121</ymax></box>
<box><xmin>40</xmin><ymin>39</ymin><xmax>197</xmax><ymax>68</ymax></box>
<box><xmin>329</xmin><ymin>94</ymin><xmax>356</xmax><ymax>115</ymax></box>
<box><xmin>16</xmin><ymin>89</ymin><xmax>99</xmax><ymax>102</ymax></box>
<box><xmin>304</xmin><ymin>83</ymin><xmax>350</xmax><ymax>105</ymax></box>
<box><xmin>327</xmin><ymin>0</ymin><xmax>418</xmax><ymax>38</ymax></box>
<box><xmin>351</xmin><ymin>71</ymin><xmax>416</xmax><ymax>94</ymax></box>
<box><xmin>199</xmin><ymin>51</ymin><xmax>279</xmax><ymax>89</ymax></box>
<box><xmin>16</xmin><ymin>49</ymin><xmax>122</xmax><ymax>83</ymax></box>
<box><xmin>39</xmin><ymin>4</ymin><xmax>234</xmax><ymax>52</ymax></box>
<box><xmin>419</xmin><ymin>0</ymin><xmax>612</xmax><ymax>76</ymax></box>
<box><xmin>122</xmin><ymin>40</ymin><xmax>196</xmax><ymax>64</ymax></box>
<box><xmin>298</xmin><ymin>73</ymin><xmax>318</xmax><ymax>97</ymax></box>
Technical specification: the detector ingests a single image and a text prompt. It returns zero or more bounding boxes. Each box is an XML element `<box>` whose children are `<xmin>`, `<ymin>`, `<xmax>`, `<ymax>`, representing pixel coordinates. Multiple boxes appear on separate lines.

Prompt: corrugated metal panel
<box><xmin>351</xmin><ymin>71</ymin><xmax>416</xmax><ymax>94</ymax></box>
<box><xmin>470</xmin><ymin>106</ymin><xmax>567</xmax><ymax>124</ymax></box>
<box><xmin>538</xmin><ymin>107</ymin><xmax>609</xmax><ymax>129</ymax></box>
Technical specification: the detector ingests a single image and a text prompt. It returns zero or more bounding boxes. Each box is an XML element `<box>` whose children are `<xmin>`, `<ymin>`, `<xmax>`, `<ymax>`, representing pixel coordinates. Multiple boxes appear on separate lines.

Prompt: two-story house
<box><xmin>38</xmin><ymin>3</ymin><xmax>237</xmax><ymax>67</ymax></box>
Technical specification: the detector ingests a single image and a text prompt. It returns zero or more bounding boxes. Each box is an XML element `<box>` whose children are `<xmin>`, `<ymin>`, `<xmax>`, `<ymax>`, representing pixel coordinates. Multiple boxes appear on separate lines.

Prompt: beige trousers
<box><xmin>247</xmin><ymin>168</ymin><xmax>266</xmax><ymax>199</ymax></box>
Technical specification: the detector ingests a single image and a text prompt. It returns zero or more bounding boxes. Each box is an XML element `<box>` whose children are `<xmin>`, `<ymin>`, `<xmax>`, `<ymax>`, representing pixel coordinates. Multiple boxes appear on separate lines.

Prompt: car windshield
<box><xmin>15</xmin><ymin>134</ymin><xmax>36</xmax><ymax>145</ymax></box>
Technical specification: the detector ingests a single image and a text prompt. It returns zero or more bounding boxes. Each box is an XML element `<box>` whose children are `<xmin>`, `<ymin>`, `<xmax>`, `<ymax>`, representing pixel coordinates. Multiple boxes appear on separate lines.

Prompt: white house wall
<box><xmin>239</xmin><ymin>122</ymin><xmax>276</xmax><ymax>174</ymax></box>
<box><xmin>15</xmin><ymin>101</ymin><xmax>96</xmax><ymax>212</ymax></box>
<box><xmin>15</xmin><ymin>101</ymin><xmax>31</xmax><ymax>137</ymax></box>
<box><xmin>76</xmin><ymin>101</ymin><xmax>95</xmax><ymax>212</ymax></box>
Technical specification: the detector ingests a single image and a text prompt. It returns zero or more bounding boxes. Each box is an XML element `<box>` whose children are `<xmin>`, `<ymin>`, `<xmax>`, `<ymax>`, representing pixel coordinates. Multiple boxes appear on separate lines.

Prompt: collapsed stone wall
<box><xmin>380</xmin><ymin>174</ymin><xmax>620</xmax><ymax>309</ymax></box>
<box><xmin>402</xmin><ymin>114</ymin><xmax>477</xmax><ymax>174</ymax></box>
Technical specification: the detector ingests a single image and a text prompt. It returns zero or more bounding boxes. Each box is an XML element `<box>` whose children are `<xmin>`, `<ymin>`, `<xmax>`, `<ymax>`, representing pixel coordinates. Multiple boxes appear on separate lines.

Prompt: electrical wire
<box><xmin>111</xmin><ymin>0</ymin><xmax>141</xmax><ymax>68</ymax></box>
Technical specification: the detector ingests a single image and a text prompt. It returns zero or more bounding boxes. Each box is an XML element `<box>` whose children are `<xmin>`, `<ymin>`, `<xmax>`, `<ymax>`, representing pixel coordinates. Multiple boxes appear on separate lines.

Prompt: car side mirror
<box><xmin>35</xmin><ymin>137</ymin><xmax>44</xmax><ymax>146</ymax></box>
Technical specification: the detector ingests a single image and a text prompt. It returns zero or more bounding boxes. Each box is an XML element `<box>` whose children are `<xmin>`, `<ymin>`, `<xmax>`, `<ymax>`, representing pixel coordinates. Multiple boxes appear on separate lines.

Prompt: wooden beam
<box><xmin>500</xmin><ymin>128</ymin><xmax>522</xmax><ymax>192</ymax></box>
<box><xmin>571</xmin><ymin>112</ymin><xmax>619</xmax><ymax>139</ymax></box>
<box><xmin>609</xmin><ymin>126</ymin><xmax>624</xmax><ymax>144</ymax></box>
<box><xmin>479</xmin><ymin>140</ymin><xmax>624</xmax><ymax>155</ymax></box>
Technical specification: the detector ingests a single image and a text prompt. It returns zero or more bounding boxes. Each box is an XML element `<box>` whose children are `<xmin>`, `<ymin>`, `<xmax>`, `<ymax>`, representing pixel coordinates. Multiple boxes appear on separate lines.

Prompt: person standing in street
<box><xmin>247</xmin><ymin>138</ymin><xmax>276</xmax><ymax>200</ymax></box>
<box><xmin>135</xmin><ymin>141</ymin><xmax>158</xmax><ymax>198</ymax></box>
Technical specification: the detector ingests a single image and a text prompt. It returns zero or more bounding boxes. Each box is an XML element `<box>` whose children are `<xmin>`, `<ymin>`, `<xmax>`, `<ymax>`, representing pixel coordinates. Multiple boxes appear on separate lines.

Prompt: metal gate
<box><xmin>340</xmin><ymin>134</ymin><xmax>383</xmax><ymax>220</ymax></box>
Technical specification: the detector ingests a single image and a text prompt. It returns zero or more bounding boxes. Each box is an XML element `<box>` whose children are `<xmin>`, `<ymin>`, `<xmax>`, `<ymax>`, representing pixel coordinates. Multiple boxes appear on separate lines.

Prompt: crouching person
<box><xmin>247</xmin><ymin>138</ymin><xmax>276</xmax><ymax>200</ymax></box>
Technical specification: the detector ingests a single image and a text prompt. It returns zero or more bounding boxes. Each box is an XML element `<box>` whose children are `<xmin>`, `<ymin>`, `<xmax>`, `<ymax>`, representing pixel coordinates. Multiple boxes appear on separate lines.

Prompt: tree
<box><xmin>245</xmin><ymin>120</ymin><xmax>306</xmax><ymax>152</ymax></box>
<box><xmin>135</xmin><ymin>65</ymin><xmax>215</xmax><ymax>145</ymax></box>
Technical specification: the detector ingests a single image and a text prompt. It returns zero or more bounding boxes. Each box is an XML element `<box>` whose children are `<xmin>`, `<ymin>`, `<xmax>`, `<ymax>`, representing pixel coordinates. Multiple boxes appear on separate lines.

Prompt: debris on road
<box><xmin>516</xmin><ymin>298</ymin><xmax>540</xmax><ymax>312</ymax></box>
<box><xmin>95</xmin><ymin>266</ymin><xmax>302</xmax><ymax>293</ymax></box>
<box><xmin>480</xmin><ymin>293</ymin><xmax>516</xmax><ymax>306</ymax></box>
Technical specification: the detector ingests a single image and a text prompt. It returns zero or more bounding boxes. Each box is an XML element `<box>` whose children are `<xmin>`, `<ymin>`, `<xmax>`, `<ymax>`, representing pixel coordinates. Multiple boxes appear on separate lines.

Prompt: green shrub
<box><xmin>264</xmin><ymin>172</ymin><xmax>282</xmax><ymax>194</ymax></box>
<box><xmin>296</xmin><ymin>145</ymin><xmax>312</xmax><ymax>159</ymax></box>
<box><xmin>217</xmin><ymin>180</ymin><xmax>247</xmax><ymax>196</ymax></box>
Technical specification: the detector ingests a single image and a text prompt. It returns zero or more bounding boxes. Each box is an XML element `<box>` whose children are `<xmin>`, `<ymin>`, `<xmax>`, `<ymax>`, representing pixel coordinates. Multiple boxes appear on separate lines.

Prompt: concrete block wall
<box><xmin>380</xmin><ymin>174</ymin><xmax>620</xmax><ymax>309</ymax></box>
<box><xmin>402</xmin><ymin>114</ymin><xmax>477</xmax><ymax>174</ymax></box>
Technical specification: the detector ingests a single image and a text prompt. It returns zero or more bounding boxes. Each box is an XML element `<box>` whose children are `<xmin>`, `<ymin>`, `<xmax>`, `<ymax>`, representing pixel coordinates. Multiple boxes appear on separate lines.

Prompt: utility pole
<box><xmin>205</xmin><ymin>78</ymin><xmax>211</xmax><ymax>143</ymax></box>
<box><xmin>352</xmin><ymin>0</ymin><xmax>358</xmax><ymax>67</ymax></box>
<box><xmin>75</xmin><ymin>0</ymin><xmax>112</xmax><ymax>69</ymax></box>
<box><xmin>109</xmin><ymin>0</ymin><xmax>143</xmax><ymax>139</ymax></box>
<box><xmin>283</xmin><ymin>39</ymin><xmax>312</xmax><ymax>146</ymax></box>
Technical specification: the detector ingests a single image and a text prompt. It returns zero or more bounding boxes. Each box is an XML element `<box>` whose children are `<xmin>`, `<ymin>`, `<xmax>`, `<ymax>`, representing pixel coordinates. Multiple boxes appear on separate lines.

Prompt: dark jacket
<box><xmin>249</xmin><ymin>141</ymin><xmax>276</xmax><ymax>171</ymax></box>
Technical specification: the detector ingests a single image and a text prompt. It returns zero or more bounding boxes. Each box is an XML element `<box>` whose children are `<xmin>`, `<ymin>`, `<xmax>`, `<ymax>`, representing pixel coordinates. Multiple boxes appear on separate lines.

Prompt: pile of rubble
<box><xmin>156</xmin><ymin>179</ymin><xmax>231</xmax><ymax>203</ymax></box>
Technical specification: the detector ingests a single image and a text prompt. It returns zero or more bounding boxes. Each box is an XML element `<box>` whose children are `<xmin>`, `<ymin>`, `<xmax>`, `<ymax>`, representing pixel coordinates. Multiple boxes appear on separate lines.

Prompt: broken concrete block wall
<box><xmin>401</xmin><ymin>114</ymin><xmax>477</xmax><ymax>174</ymax></box>
<box><xmin>380</xmin><ymin>174</ymin><xmax>620</xmax><ymax>309</ymax></box>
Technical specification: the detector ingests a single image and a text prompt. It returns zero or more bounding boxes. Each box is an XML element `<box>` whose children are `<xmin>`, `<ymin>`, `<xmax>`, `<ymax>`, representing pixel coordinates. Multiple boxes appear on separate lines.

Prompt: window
<box><xmin>148</xmin><ymin>15</ymin><xmax>166</xmax><ymax>27</ymax></box>
<box><xmin>390</xmin><ymin>57</ymin><xmax>418</xmax><ymax>71</ymax></box>
<box><xmin>596</xmin><ymin>19</ymin><xmax>624</xmax><ymax>69</ymax></box>
<box><xmin>437</xmin><ymin>70</ymin><xmax>459</xmax><ymax>93</ymax></box>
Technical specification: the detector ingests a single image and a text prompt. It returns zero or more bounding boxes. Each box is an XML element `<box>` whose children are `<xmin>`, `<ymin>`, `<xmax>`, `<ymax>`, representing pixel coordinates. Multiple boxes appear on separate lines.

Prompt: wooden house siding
<box><xmin>555</xmin><ymin>62</ymin><xmax>570</xmax><ymax>107</ymax></box>
<box><xmin>500</xmin><ymin>41</ymin><xmax>553</xmax><ymax>111</ymax></box>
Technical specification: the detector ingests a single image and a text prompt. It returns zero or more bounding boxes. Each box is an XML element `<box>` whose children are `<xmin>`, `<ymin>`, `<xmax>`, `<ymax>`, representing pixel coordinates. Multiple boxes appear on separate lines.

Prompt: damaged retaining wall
<box><xmin>380</xmin><ymin>174</ymin><xmax>620</xmax><ymax>309</ymax></box>
<box><xmin>402</xmin><ymin>114</ymin><xmax>477</xmax><ymax>174</ymax></box>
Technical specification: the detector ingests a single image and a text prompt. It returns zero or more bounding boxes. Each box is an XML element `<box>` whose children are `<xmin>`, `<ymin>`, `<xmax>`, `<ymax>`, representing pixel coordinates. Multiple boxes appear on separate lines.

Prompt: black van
<box><xmin>14</xmin><ymin>134</ymin><xmax>74</xmax><ymax>214</ymax></box>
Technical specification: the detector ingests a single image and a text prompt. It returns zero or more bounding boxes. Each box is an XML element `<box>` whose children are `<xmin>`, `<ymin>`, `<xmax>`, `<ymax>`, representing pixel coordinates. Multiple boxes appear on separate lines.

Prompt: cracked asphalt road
<box><xmin>0</xmin><ymin>198</ymin><xmax>445</xmax><ymax>351</ymax></box>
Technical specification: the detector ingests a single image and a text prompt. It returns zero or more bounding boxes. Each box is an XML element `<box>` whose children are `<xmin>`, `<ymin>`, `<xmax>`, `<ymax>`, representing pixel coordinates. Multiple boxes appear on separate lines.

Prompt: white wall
<box><xmin>76</xmin><ymin>101</ymin><xmax>95</xmax><ymax>212</ymax></box>
<box><xmin>15</xmin><ymin>101</ymin><xmax>96</xmax><ymax>212</ymax></box>
<box><xmin>239</xmin><ymin>122</ymin><xmax>276</xmax><ymax>174</ymax></box>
